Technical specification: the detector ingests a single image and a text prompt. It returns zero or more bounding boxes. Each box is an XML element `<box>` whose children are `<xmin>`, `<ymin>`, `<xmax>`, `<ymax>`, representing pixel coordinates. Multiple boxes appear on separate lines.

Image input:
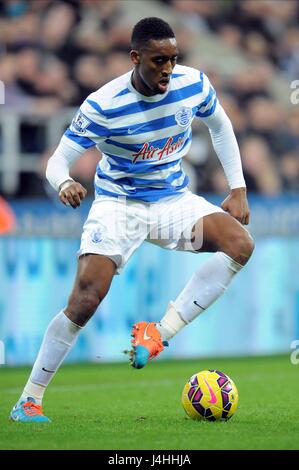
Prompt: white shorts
<box><xmin>78</xmin><ymin>191</ymin><xmax>223</xmax><ymax>274</ymax></box>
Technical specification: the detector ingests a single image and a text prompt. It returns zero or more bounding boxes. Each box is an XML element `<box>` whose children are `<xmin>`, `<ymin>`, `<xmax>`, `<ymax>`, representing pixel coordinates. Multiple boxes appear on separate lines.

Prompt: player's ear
<box><xmin>130</xmin><ymin>50</ymin><xmax>140</xmax><ymax>65</ymax></box>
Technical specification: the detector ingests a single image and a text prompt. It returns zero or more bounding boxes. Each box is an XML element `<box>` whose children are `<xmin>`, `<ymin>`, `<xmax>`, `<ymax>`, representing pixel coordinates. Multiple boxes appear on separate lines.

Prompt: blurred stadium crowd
<box><xmin>0</xmin><ymin>0</ymin><xmax>299</xmax><ymax>197</ymax></box>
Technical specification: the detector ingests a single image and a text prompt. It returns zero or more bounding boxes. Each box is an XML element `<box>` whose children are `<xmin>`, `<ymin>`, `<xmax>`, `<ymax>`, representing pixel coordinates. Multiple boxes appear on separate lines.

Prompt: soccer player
<box><xmin>10</xmin><ymin>17</ymin><xmax>254</xmax><ymax>422</ymax></box>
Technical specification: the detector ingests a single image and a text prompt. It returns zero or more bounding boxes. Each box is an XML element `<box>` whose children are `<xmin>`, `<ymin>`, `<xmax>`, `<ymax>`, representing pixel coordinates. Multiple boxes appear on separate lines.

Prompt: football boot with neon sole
<box><xmin>130</xmin><ymin>321</ymin><xmax>168</xmax><ymax>369</ymax></box>
<box><xmin>10</xmin><ymin>397</ymin><xmax>51</xmax><ymax>423</ymax></box>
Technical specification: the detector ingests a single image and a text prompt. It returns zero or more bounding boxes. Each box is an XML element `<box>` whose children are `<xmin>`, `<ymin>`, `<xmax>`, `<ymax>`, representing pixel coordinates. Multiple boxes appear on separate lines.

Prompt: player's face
<box><xmin>131</xmin><ymin>38</ymin><xmax>178</xmax><ymax>96</ymax></box>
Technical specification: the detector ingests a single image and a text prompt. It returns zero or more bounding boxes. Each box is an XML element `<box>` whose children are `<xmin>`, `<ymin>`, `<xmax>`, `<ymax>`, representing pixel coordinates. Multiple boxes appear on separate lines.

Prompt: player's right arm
<box><xmin>46</xmin><ymin>139</ymin><xmax>87</xmax><ymax>208</ymax></box>
<box><xmin>46</xmin><ymin>96</ymin><xmax>109</xmax><ymax>208</ymax></box>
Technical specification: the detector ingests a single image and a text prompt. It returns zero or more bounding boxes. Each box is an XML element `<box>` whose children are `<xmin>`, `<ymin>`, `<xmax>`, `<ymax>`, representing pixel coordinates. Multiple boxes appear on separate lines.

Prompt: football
<box><xmin>182</xmin><ymin>370</ymin><xmax>238</xmax><ymax>421</ymax></box>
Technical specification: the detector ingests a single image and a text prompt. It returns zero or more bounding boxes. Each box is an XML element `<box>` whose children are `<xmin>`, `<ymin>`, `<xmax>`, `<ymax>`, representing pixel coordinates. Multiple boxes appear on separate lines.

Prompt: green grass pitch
<box><xmin>1</xmin><ymin>355</ymin><xmax>299</xmax><ymax>450</ymax></box>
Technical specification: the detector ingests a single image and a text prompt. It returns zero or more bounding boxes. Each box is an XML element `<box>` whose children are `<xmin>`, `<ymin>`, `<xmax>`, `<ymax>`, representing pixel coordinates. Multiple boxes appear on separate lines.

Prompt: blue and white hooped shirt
<box><xmin>63</xmin><ymin>64</ymin><xmax>218</xmax><ymax>202</ymax></box>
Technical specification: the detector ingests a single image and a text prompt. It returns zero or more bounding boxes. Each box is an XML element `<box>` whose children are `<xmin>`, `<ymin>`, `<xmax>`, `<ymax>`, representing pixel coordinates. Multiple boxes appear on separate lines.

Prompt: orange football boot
<box><xmin>130</xmin><ymin>321</ymin><xmax>168</xmax><ymax>369</ymax></box>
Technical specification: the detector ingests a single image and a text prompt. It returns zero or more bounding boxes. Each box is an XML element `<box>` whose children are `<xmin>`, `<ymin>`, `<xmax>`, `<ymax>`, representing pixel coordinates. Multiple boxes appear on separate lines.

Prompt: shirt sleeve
<box><xmin>46</xmin><ymin>94</ymin><xmax>110</xmax><ymax>191</ymax></box>
<box><xmin>195</xmin><ymin>72</ymin><xmax>218</xmax><ymax>119</ymax></box>
<box><xmin>46</xmin><ymin>138</ymin><xmax>85</xmax><ymax>191</ymax></box>
<box><xmin>199</xmin><ymin>102</ymin><xmax>246</xmax><ymax>190</ymax></box>
<box><xmin>63</xmin><ymin>95</ymin><xmax>110</xmax><ymax>152</ymax></box>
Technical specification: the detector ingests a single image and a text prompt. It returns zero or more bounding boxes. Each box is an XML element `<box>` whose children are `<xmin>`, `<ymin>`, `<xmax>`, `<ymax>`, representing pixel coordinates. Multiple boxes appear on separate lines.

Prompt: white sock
<box><xmin>157</xmin><ymin>252</ymin><xmax>243</xmax><ymax>340</ymax></box>
<box><xmin>20</xmin><ymin>310</ymin><xmax>82</xmax><ymax>405</ymax></box>
<box><xmin>156</xmin><ymin>303</ymin><xmax>188</xmax><ymax>341</ymax></box>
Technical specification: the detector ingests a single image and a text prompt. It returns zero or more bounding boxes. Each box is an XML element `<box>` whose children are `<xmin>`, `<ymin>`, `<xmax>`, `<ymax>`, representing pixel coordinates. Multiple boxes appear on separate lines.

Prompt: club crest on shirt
<box><xmin>175</xmin><ymin>106</ymin><xmax>193</xmax><ymax>127</ymax></box>
<box><xmin>70</xmin><ymin>111</ymin><xmax>92</xmax><ymax>134</ymax></box>
<box><xmin>91</xmin><ymin>227</ymin><xmax>104</xmax><ymax>244</ymax></box>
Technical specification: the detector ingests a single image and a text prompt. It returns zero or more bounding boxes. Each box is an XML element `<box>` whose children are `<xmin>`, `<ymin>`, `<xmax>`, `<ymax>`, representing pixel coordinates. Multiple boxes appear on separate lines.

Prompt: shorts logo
<box><xmin>91</xmin><ymin>228</ymin><xmax>103</xmax><ymax>244</ymax></box>
<box><xmin>175</xmin><ymin>106</ymin><xmax>193</xmax><ymax>127</ymax></box>
<box><xmin>70</xmin><ymin>111</ymin><xmax>92</xmax><ymax>134</ymax></box>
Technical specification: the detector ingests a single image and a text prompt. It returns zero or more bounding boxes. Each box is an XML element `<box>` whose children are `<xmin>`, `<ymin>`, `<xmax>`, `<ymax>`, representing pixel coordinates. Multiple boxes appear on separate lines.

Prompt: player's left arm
<box><xmin>202</xmin><ymin>105</ymin><xmax>249</xmax><ymax>225</ymax></box>
<box><xmin>196</xmin><ymin>76</ymin><xmax>249</xmax><ymax>225</ymax></box>
<box><xmin>220</xmin><ymin>186</ymin><xmax>249</xmax><ymax>226</ymax></box>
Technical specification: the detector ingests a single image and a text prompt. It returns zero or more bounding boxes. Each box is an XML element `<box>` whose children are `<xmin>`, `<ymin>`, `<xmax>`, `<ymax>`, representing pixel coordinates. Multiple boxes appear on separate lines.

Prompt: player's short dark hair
<box><xmin>131</xmin><ymin>17</ymin><xmax>175</xmax><ymax>50</ymax></box>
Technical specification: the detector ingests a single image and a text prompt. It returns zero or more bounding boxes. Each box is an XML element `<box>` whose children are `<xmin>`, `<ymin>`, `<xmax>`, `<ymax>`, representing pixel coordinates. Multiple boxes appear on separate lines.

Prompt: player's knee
<box><xmin>80</xmin><ymin>285</ymin><xmax>101</xmax><ymax>315</ymax></box>
<box><xmin>226</xmin><ymin>231</ymin><xmax>254</xmax><ymax>265</ymax></box>
<box><xmin>67</xmin><ymin>280</ymin><xmax>106</xmax><ymax>325</ymax></box>
<box><xmin>240</xmin><ymin>231</ymin><xmax>255</xmax><ymax>258</ymax></box>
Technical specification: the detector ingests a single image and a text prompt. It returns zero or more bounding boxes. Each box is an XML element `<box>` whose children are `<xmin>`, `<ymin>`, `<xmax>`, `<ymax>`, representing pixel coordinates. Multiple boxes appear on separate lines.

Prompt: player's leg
<box><xmin>130</xmin><ymin>193</ymin><xmax>254</xmax><ymax>368</ymax></box>
<box><xmin>157</xmin><ymin>212</ymin><xmax>254</xmax><ymax>341</ymax></box>
<box><xmin>10</xmin><ymin>254</ymin><xmax>115</xmax><ymax>423</ymax></box>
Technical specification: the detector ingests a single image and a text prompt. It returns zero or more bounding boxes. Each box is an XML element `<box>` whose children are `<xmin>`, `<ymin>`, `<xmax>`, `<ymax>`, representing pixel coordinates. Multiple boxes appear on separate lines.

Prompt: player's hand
<box><xmin>221</xmin><ymin>187</ymin><xmax>250</xmax><ymax>225</ymax></box>
<box><xmin>59</xmin><ymin>180</ymin><xmax>87</xmax><ymax>208</ymax></box>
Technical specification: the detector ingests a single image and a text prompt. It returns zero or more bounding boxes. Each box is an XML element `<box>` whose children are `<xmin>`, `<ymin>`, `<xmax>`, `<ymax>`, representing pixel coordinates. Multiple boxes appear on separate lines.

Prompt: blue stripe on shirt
<box><xmin>113</xmin><ymin>88</ymin><xmax>130</xmax><ymax>98</ymax></box>
<box><xmin>108</xmin><ymin>106</ymin><xmax>198</xmax><ymax>136</ymax></box>
<box><xmin>105</xmin><ymin>128</ymin><xmax>191</xmax><ymax>153</ymax></box>
<box><xmin>87</xmin><ymin>121</ymin><xmax>110</xmax><ymax>137</ymax></box>
<box><xmin>105</xmin><ymin>154</ymin><xmax>182</xmax><ymax>174</ymax></box>
<box><xmin>197</xmin><ymin>85</ymin><xmax>215</xmax><ymax>111</ymax></box>
<box><xmin>196</xmin><ymin>96</ymin><xmax>218</xmax><ymax>118</ymax></box>
<box><xmin>97</xmin><ymin>166</ymin><xmax>183</xmax><ymax>187</ymax></box>
<box><xmin>64</xmin><ymin>129</ymin><xmax>96</xmax><ymax>148</ymax></box>
<box><xmin>94</xmin><ymin>175</ymin><xmax>189</xmax><ymax>202</ymax></box>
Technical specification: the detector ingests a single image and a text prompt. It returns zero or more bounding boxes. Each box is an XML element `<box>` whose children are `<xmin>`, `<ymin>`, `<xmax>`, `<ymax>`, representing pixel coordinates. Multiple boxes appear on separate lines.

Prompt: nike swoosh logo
<box><xmin>204</xmin><ymin>379</ymin><xmax>217</xmax><ymax>404</ymax></box>
<box><xmin>128</xmin><ymin>124</ymin><xmax>146</xmax><ymax>134</ymax></box>
<box><xmin>193</xmin><ymin>301</ymin><xmax>205</xmax><ymax>310</ymax></box>
<box><xmin>143</xmin><ymin>324</ymin><xmax>152</xmax><ymax>341</ymax></box>
<box><xmin>42</xmin><ymin>367</ymin><xmax>55</xmax><ymax>374</ymax></box>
